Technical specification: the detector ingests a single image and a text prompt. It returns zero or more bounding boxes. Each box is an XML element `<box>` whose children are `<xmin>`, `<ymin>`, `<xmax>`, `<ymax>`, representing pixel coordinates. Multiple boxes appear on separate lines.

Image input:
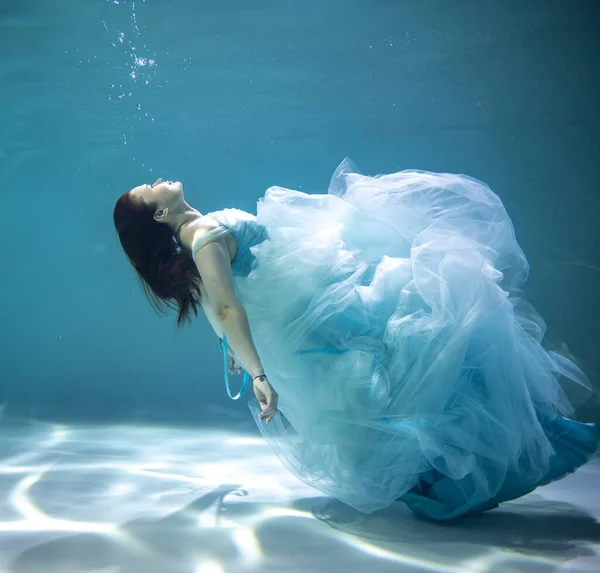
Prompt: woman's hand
<box><xmin>253</xmin><ymin>375</ymin><xmax>278</xmax><ymax>422</ymax></box>
<box><xmin>228</xmin><ymin>348</ymin><xmax>243</xmax><ymax>375</ymax></box>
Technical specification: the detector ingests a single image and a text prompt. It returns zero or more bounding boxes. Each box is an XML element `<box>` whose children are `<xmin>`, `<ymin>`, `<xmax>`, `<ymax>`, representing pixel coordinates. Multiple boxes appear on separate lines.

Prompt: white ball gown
<box><xmin>194</xmin><ymin>159</ymin><xmax>597</xmax><ymax>519</ymax></box>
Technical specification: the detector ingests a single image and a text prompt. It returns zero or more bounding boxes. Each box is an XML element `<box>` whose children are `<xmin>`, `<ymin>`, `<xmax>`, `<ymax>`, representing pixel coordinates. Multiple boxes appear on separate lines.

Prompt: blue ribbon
<box><xmin>221</xmin><ymin>336</ymin><xmax>250</xmax><ymax>400</ymax></box>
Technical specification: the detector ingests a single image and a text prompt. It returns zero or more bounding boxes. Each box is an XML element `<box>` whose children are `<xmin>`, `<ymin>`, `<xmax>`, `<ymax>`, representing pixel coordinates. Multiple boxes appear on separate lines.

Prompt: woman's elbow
<box><xmin>215</xmin><ymin>303</ymin><xmax>243</xmax><ymax>322</ymax></box>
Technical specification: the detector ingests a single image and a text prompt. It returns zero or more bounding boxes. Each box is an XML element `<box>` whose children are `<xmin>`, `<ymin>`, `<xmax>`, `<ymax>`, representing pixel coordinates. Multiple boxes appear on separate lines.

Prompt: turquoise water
<box><xmin>1</xmin><ymin>0</ymin><xmax>598</xmax><ymax>426</ymax></box>
<box><xmin>0</xmin><ymin>1</ymin><xmax>599</xmax><ymax>571</ymax></box>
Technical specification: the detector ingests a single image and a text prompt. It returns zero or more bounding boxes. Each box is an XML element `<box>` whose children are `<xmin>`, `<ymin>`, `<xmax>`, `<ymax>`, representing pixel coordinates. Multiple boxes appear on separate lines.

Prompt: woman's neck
<box><xmin>171</xmin><ymin>206</ymin><xmax>202</xmax><ymax>246</ymax></box>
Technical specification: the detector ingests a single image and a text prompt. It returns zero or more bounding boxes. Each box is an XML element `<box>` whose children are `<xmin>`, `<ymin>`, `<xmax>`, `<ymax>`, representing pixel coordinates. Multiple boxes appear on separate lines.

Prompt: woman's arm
<box><xmin>193</xmin><ymin>234</ymin><xmax>264</xmax><ymax>378</ymax></box>
<box><xmin>200</xmin><ymin>284</ymin><xmax>224</xmax><ymax>339</ymax></box>
<box><xmin>193</xmin><ymin>231</ymin><xmax>278</xmax><ymax>422</ymax></box>
<box><xmin>200</xmin><ymin>290</ymin><xmax>241</xmax><ymax>373</ymax></box>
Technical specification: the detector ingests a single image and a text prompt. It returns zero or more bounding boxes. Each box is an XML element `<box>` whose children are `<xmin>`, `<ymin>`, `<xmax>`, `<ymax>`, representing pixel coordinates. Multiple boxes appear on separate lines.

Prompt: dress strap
<box><xmin>191</xmin><ymin>226</ymin><xmax>231</xmax><ymax>258</ymax></box>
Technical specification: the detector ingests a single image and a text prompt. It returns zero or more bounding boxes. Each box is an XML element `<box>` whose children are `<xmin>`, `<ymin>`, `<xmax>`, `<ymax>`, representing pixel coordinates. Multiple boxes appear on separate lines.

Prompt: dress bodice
<box><xmin>197</xmin><ymin>208</ymin><xmax>268</xmax><ymax>277</ymax></box>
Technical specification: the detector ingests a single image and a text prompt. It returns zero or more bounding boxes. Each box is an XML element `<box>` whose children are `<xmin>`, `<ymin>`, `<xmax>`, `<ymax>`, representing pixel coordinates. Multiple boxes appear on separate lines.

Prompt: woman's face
<box><xmin>129</xmin><ymin>178</ymin><xmax>184</xmax><ymax>207</ymax></box>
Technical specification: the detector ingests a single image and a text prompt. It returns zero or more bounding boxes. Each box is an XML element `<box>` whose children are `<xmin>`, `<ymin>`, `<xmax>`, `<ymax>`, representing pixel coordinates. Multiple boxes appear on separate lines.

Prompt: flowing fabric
<box><xmin>200</xmin><ymin>159</ymin><xmax>597</xmax><ymax>518</ymax></box>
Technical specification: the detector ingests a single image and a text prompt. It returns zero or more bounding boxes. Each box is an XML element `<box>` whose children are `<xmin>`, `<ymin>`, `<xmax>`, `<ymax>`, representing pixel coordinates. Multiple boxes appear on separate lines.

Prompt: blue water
<box><xmin>1</xmin><ymin>0</ymin><xmax>598</xmax><ymax>426</ymax></box>
<box><xmin>0</xmin><ymin>1</ymin><xmax>599</xmax><ymax>571</ymax></box>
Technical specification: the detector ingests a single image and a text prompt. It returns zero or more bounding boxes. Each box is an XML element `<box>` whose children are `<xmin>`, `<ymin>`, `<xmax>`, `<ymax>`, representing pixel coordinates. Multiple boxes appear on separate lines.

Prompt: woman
<box><xmin>114</xmin><ymin>159</ymin><xmax>597</xmax><ymax>520</ymax></box>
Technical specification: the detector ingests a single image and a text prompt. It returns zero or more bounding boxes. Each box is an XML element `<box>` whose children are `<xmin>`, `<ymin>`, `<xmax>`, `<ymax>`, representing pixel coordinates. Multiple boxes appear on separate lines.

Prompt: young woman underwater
<box><xmin>113</xmin><ymin>160</ymin><xmax>598</xmax><ymax>520</ymax></box>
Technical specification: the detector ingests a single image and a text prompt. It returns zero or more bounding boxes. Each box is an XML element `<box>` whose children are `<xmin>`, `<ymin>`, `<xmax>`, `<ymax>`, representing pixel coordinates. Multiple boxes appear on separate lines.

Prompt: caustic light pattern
<box><xmin>0</xmin><ymin>418</ymin><xmax>598</xmax><ymax>573</ymax></box>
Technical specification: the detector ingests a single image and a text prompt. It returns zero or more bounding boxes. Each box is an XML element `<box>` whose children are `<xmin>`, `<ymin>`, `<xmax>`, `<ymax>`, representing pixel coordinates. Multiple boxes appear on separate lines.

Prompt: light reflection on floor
<box><xmin>0</xmin><ymin>416</ymin><xmax>598</xmax><ymax>573</ymax></box>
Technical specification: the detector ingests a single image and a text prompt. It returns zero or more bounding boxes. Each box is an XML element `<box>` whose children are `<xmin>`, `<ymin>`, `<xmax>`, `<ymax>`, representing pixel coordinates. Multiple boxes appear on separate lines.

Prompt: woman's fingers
<box><xmin>259</xmin><ymin>390</ymin><xmax>278</xmax><ymax>422</ymax></box>
<box><xmin>228</xmin><ymin>356</ymin><xmax>243</xmax><ymax>375</ymax></box>
<box><xmin>253</xmin><ymin>377</ymin><xmax>278</xmax><ymax>422</ymax></box>
<box><xmin>259</xmin><ymin>407</ymin><xmax>275</xmax><ymax>422</ymax></box>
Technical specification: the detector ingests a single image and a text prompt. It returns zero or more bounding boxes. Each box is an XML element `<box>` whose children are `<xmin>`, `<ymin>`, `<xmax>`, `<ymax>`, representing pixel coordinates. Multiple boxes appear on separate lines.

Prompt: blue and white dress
<box><xmin>192</xmin><ymin>159</ymin><xmax>598</xmax><ymax>520</ymax></box>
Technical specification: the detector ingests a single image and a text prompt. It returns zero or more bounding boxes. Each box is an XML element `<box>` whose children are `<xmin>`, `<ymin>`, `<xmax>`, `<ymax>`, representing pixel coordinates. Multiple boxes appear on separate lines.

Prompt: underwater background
<box><xmin>1</xmin><ymin>0</ymin><xmax>598</xmax><ymax>429</ymax></box>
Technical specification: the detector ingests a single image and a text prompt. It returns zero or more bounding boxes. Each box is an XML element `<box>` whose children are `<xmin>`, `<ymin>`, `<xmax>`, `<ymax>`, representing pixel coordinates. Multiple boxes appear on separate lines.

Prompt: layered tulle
<box><xmin>214</xmin><ymin>160</ymin><xmax>596</xmax><ymax>515</ymax></box>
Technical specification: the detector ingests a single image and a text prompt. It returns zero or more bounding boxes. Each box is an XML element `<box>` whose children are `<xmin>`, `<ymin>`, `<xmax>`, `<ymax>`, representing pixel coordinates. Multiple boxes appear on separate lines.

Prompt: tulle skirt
<box><xmin>234</xmin><ymin>159</ymin><xmax>597</xmax><ymax>517</ymax></box>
